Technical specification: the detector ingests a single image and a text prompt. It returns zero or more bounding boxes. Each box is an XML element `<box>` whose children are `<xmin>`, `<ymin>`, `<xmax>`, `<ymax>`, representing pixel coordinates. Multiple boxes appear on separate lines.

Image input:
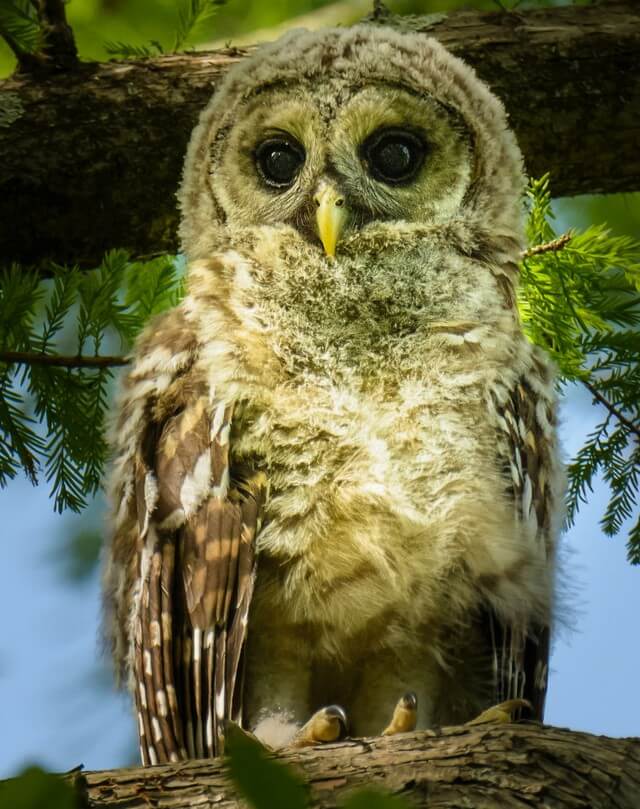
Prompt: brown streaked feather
<box><xmin>148</xmin><ymin>543</ymin><xmax>180</xmax><ymax>762</ymax></box>
<box><xmin>134</xmin><ymin>617</ymin><xmax>152</xmax><ymax>766</ymax></box>
<box><xmin>130</xmin><ymin>377</ymin><xmax>265</xmax><ymax>762</ymax></box>
<box><xmin>160</xmin><ymin>539</ymin><xmax>185</xmax><ymax>757</ymax></box>
<box><xmin>140</xmin><ymin>570</ymin><xmax>168</xmax><ymax>764</ymax></box>
<box><xmin>488</xmin><ymin>371</ymin><xmax>557</xmax><ymax>720</ymax></box>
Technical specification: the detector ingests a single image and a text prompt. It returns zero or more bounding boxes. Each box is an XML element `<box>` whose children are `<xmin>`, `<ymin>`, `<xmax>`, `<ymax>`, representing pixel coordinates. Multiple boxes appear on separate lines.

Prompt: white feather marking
<box><xmin>522</xmin><ymin>474</ymin><xmax>533</xmax><ymax>520</ymax></box>
<box><xmin>144</xmin><ymin>472</ymin><xmax>158</xmax><ymax>513</ymax></box>
<box><xmin>211</xmin><ymin>401</ymin><xmax>226</xmax><ymax>439</ymax></box>
<box><xmin>193</xmin><ymin>628</ymin><xmax>202</xmax><ymax>662</ymax></box>
<box><xmin>218</xmin><ymin>423</ymin><xmax>231</xmax><ymax>446</ymax></box>
<box><xmin>152</xmin><ymin>717</ymin><xmax>162</xmax><ymax>742</ymax></box>
<box><xmin>138</xmin><ymin>713</ymin><xmax>145</xmax><ymax>736</ymax></box>
<box><xmin>170</xmin><ymin>752</ymin><xmax>179</xmax><ymax>763</ymax></box>
<box><xmin>150</xmin><ymin>621</ymin><xmax>161</xmax><ymax>647</ymax></box>
<box><xmin>212</xmin><ymin>465</ymin><xmax>229</xmax><ymax>500</ymax></box>
<box><xmin>180</xmin><ymin>451</ymin><xmax>211</xmax><ymax>516</ymax></box>
<box><xmin>215</xmin><ymin>686</ymin><xmax>225</xmax><ymax>721</ymax></box>
<box><xmin>131</xmin><ymin>349</ymin><xmax>190</xmax><ymax>379</ymax></box>
<box><xmin>144</xmin><ymin>650</ymin><xmax>152</xmax><ymax>677</ymax></box>
<box><xmin>156</xmin><ymin>689</ymin><xmax>168</xmax><ymax>717</ymax></box>
<box><xmin>167</xmin><ymin>685</ymin><xmax>177</xmax><ymax>710</ymax></box>
<box><xmin>139</xmin><ymin>682</ymin><xmax>148</xmax><ymax>708</ymax></box>
<box><xmin>149</xmin><ymin>745</ymin><xmax>158</xmax><ymax>765</ymax></box>
<box><xmin>205</xmin><ymin>628</ymin><xmax>215</xmax><ymax>649</ymax></box>
<box><xmin>510</xmin><ymin>461</ymin><xmax>521</xmax><ymax>490</ymax></box>
<box><xmin>158</xmin><ymin>508</ymin><xmax>185</xmax><ymax>532</ymax></box>
<box><xmin>206</xmin><ymin>710</ymin><xmax>213</xmax><ymax>749</ymax></box>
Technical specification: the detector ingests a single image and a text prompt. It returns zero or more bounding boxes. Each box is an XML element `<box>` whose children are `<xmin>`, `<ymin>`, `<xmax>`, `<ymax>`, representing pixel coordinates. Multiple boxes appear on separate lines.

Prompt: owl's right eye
<box><xmin>254</xmin><ymin>137</ymin><xmax>305</xmax><ymax>189</ymax></box>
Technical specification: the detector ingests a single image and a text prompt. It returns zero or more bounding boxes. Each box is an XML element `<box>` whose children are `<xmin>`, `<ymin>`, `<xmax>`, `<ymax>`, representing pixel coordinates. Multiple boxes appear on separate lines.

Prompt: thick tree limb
<box><xmin>0</xmin><ymin>1</ymin><xmax>639</xmax><ymax>269</ymax></box>
<box><xmin>73</xmin><ymin>724</ymin><xmax>640</xmax><ymax>808</ymax></box>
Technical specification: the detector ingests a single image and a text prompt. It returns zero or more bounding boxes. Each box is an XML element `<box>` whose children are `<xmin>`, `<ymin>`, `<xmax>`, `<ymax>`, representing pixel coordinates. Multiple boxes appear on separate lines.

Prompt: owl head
<box><xmin>179</xmin><ymin>25</ymin><xmax>524</xmax><ymax>264</ymax></box>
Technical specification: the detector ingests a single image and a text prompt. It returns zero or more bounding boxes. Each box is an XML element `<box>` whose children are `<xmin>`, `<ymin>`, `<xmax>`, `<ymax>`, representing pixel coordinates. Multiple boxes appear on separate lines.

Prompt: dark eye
<box><xmin>254</xmin><ymin>137</ymin><xmax>305</xmax><ymax>189</ymax></box>
<box><xmin>361</xmin><ymin>128</ymin><xmax>426</xmax><ymax>185</ymax></box>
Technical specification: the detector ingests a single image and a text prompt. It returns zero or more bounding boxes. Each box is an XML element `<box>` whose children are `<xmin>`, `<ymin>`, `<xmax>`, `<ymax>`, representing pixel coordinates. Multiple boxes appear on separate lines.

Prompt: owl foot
<box><xmin>382</xmin><ymin>692</ymin><xmax>418</xmax><ymax>736</ymax></box>
<box><xmin>466</xmin><ymin>698</ymin><xmax>532</xmax><ymax>726</ymax></box>
<box><xmin>291</xmin><ymin>705</ymin><xmax>348</xmax><ymax>748</ymax></box>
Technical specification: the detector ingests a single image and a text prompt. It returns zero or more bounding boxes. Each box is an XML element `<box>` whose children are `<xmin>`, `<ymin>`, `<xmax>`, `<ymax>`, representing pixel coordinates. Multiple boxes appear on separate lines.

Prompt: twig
<box><xmin>36</xmin><ymin>0</ymin><xmax>77</xmax><ymax>68</ymax></box>
<box><xmin>0</xmin><ymin>351</ymin><xmax>129</xmax><ymax>369</ymax></box>
<box><xmin>583</xmin><ymin>379</ymin><xmax>640</xmax><ymax>441</ymax></box>
<box><xmin>522</xmin><ymin>233</ymin><xmax>573</xmax><ymax>259</ymax></box>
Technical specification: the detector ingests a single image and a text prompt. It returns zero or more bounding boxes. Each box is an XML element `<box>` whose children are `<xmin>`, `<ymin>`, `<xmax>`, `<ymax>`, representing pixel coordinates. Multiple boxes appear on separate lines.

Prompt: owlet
<box><xmin>103</xmin><ymin>24</ymin><xmax>562</xmax><ymax>764</ymax></box>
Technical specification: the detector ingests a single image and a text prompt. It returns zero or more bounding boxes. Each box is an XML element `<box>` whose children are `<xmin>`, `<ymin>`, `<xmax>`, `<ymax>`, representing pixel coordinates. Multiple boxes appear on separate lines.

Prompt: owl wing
<box><xmin>486</xmin><ymin>351</ymin><xmax>559</xmax><ymax>720</ymax></box>
<box><xmin>106</xmin><ymin>307</ymin><xmax>266</xmax><ymax>764</ymax></box>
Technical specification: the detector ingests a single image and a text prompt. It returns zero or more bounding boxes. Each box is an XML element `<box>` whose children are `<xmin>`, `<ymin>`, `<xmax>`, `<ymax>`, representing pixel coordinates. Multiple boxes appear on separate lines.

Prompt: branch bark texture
<box><xmin>76</xmin><ymin>724</ymin><xmax>640</xmax><ymax>809</ymax></box>
<box><xmin>1</xmin><ymin>2</ymin><xmax>639</xmax><ymax>268</ymax></box>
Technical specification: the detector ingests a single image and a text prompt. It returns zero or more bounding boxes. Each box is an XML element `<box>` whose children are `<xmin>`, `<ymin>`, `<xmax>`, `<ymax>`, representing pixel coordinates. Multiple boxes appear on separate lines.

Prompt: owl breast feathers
<box><xmin>102</xmin><ymin>24</ymin><xmax>563</xmax><ymax>764</ymax></box>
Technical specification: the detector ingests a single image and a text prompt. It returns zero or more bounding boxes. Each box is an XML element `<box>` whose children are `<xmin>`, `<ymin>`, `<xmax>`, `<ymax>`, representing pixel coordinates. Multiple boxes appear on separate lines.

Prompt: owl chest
<box><xmin>233</xmin><ymin>374</ymin><xmax>504</xmax><ymax>639</ymax></box>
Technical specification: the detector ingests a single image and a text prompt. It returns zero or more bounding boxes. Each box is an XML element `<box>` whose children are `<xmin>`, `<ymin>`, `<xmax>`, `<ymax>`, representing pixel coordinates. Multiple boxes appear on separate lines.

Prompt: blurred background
<box><xmin>0</xmin><ymin>0</ymin><xmax>638</xmax><ymax>779</ymax></box>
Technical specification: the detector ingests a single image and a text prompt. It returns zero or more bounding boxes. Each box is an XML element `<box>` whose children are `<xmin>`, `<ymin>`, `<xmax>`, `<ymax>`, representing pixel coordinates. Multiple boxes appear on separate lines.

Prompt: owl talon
<box><xmin>382</xmin><ymin>691</ymin><xmax>418</xmax><ymax>736</ymax></box>
<box><xmin>291</xmin><ymin>704</ymin><xmax>348</xmax><ymax>747</ymax></box>
<box><xmin>466</xmin><ymin>698</ymin><xmax>532</xmax><ymax>726</ymax></box>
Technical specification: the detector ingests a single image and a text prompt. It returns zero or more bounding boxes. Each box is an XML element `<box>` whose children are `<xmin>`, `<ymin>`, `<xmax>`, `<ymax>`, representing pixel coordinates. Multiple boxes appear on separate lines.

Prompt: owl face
<box><xmin>180</xmin><ymin>25</ymin><xmax>524</xmax><ymax>264</ymax></box>
<box><xmin>212</xmin><ymin>81</ymin><xmax>473</xmax><ymax>255</ymax></box>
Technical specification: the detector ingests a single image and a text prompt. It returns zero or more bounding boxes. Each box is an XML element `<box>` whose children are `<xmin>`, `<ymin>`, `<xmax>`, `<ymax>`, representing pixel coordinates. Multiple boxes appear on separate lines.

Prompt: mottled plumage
<box><xmin>102</xmin><ymin>24</ymin><xmax>562</xmax><ymax>764</ymax></box>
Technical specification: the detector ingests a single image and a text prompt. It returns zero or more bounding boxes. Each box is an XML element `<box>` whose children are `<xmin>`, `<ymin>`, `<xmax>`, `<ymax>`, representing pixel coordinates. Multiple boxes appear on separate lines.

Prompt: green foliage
<box><xmin>0</xmin><ymin>766</ymin><xmax>77</xmax><ymax>809</ymax></box>
<box><xmin>0</xmin><ymin>252</ymin><xmax>183</xmax><ymax>512</ymax></box>
<box><xmin>226</xmin><ymin>725</ymin><xmax>309</xmax><ymax>809</ymax></box>
<box><xmin>173</xmin><ymin>0</ymin><xmax>227</xmax><ymax>51</ymax></box>
<box><xmin>521</xmin><ymin>176</ymin><xmax>640</xmax><ymax>562</ymax></box>
<box><xmin>105</xmin><ymin>0</ymin><xmax>227</xmax><ymax>59</ymax></box>
<box><xmin>104</xmin><ymin>40</ymin><xmax>165</xmax><ymax>59</ymax></box>
<box><xmin>225</xmin><ymin>725</ymin><xmax>410</xmax><ymax>809</ymax></box>
<box><xmin>0</xmin><ymin>0</ymin><xmax>40</xmax><ymax>55</ymax></box>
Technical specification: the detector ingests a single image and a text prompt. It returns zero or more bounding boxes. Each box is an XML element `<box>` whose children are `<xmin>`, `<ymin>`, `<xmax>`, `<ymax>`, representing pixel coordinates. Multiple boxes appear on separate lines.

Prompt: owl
<box><xmin>102</xmin><ymin>25</ymin><xmax>563</xmax><ymax>765</ymax></box>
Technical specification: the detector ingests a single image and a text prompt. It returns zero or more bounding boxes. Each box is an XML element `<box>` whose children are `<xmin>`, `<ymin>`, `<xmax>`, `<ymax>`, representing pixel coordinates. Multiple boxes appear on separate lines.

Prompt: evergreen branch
<box><xmin>0</xmin><ymin>350</ymin><xmax>129</xmax><ymax>368</ymax></box>
<box><xmin>522</xmin><ymin>233</ymin><xmax>572</xmax><ymax>258</ymax></box>
<box><xmin>582</xmin><ymin>379</ymin><xmax>640</xmax><ymax>442</ymax></box>
<box><xmin>104</xmin><ymin>41</ymin><xmax>163</xmax><ymax>59</ymax></box>
<box><xmin>173</xmin><ymin>0</ymin><xmax>226</xmax><ymax>52</ymax></box>
<box><xmin>0</xmin><ymin>1</ymin><xmax>40</xmax><ymax>57</ymax></box>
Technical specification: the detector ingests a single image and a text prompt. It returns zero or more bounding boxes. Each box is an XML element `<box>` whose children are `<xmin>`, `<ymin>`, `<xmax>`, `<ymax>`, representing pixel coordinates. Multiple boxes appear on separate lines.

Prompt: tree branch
<box><xmin>583</xmin><ymin>378</ymin><xmax>640</xmax><ymax>441</ymax></box>
<box><xmin>0</xmin><ymin>350</ymin><xmax>129</xmax><ymax>368</ymax></box>
<box><xmin>523</xmin><ymin>233</ymin><xmax>573</xmax><ymax>258</ymax></box>
<box><xmin>71</xmin><ymin>724</ymin><xmax>640</xmax><ymax>808</ymax></box>
<box><xmin>1</xmin><ymin>1</ymin><xmax>639</xmax><ymax>269</ymax></box>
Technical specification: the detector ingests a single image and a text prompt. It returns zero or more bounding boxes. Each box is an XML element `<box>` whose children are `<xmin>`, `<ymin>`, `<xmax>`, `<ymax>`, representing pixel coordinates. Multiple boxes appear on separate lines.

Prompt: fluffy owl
<box><xmin>102</xmin><ymin>24</ymin><xmax>563</xmax><ymax>765</ymax></box>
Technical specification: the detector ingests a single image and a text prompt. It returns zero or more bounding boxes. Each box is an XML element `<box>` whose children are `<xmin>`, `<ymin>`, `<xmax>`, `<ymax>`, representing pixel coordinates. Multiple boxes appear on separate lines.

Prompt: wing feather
<box><xmin>106</xmin><ymin>307</ymin><xmax>265</xmax><ymax>763</ymax></box>
<box><xmin>487</xmin><ymin>352</ymin><xmax>559</xmax><ymax>720</ymax></box>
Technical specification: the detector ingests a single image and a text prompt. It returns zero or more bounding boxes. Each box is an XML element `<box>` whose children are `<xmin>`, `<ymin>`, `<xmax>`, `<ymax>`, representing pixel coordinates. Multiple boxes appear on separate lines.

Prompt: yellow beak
<box><xmin>314</xmin><ymin>183</ymin><xmax>348</xmax><ymax>258</ymax></box>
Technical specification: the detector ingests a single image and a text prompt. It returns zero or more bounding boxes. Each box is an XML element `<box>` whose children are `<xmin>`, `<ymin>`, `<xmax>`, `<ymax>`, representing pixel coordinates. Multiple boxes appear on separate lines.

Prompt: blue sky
<box><xmin>1</xmin><ymin>379</ymin><xmax>638</xmax><ymax>778</ymax></box>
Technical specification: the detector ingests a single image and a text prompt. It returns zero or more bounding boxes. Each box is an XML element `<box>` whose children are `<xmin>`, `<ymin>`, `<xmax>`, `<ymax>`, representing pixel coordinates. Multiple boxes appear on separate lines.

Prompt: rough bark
<box><xmin>72</xmin><ymin>724</ymin><xmax>640</xmax><ymax>808</ymax></box>
<box><xmin>0</xmin><ymin>1</ymin><xmax>638</xmax><ymax>269</ymax></box>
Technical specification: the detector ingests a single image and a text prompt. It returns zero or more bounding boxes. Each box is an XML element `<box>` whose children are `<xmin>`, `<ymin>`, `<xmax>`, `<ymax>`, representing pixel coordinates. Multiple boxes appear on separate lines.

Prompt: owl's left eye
<box><xmin>255</xmin><ymin>137</ymin><xmax>306</xmax><ymax>189</ymax></box>
<box><xmin>361</xmin><ymin>128</ymin><xmax>426</xmax><ymax>186</ymax></box>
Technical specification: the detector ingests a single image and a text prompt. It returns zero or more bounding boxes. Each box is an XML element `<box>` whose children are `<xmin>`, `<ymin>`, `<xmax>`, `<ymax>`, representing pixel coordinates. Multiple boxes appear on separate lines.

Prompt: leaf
<box><xmin>225</xmin><ymin>724</ymin><xmax>308</xmax><ymax>809</ymax></box>
<box><xmin>173</xmin><ymin>0</ymin><xmax>227</xmax><ymax>52</ymax></box>
<box><xmin>104</xmin><ymin>40</ymin><xmax>164</xmax><ymax>59</ymax></box>
<box><xmin>0</xmin><ymin>1</ymin><xmax>40</xmax><ymax>54</ymax></box>
<box><xmin>521</xmin><ymin>175</ymin><xmax>640</xmax><ymax>563</ymax></box>
<box><xmin>0</xmin><ymin>766</ymin><xmax>77</xmax><ymax>809</ymax></box>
